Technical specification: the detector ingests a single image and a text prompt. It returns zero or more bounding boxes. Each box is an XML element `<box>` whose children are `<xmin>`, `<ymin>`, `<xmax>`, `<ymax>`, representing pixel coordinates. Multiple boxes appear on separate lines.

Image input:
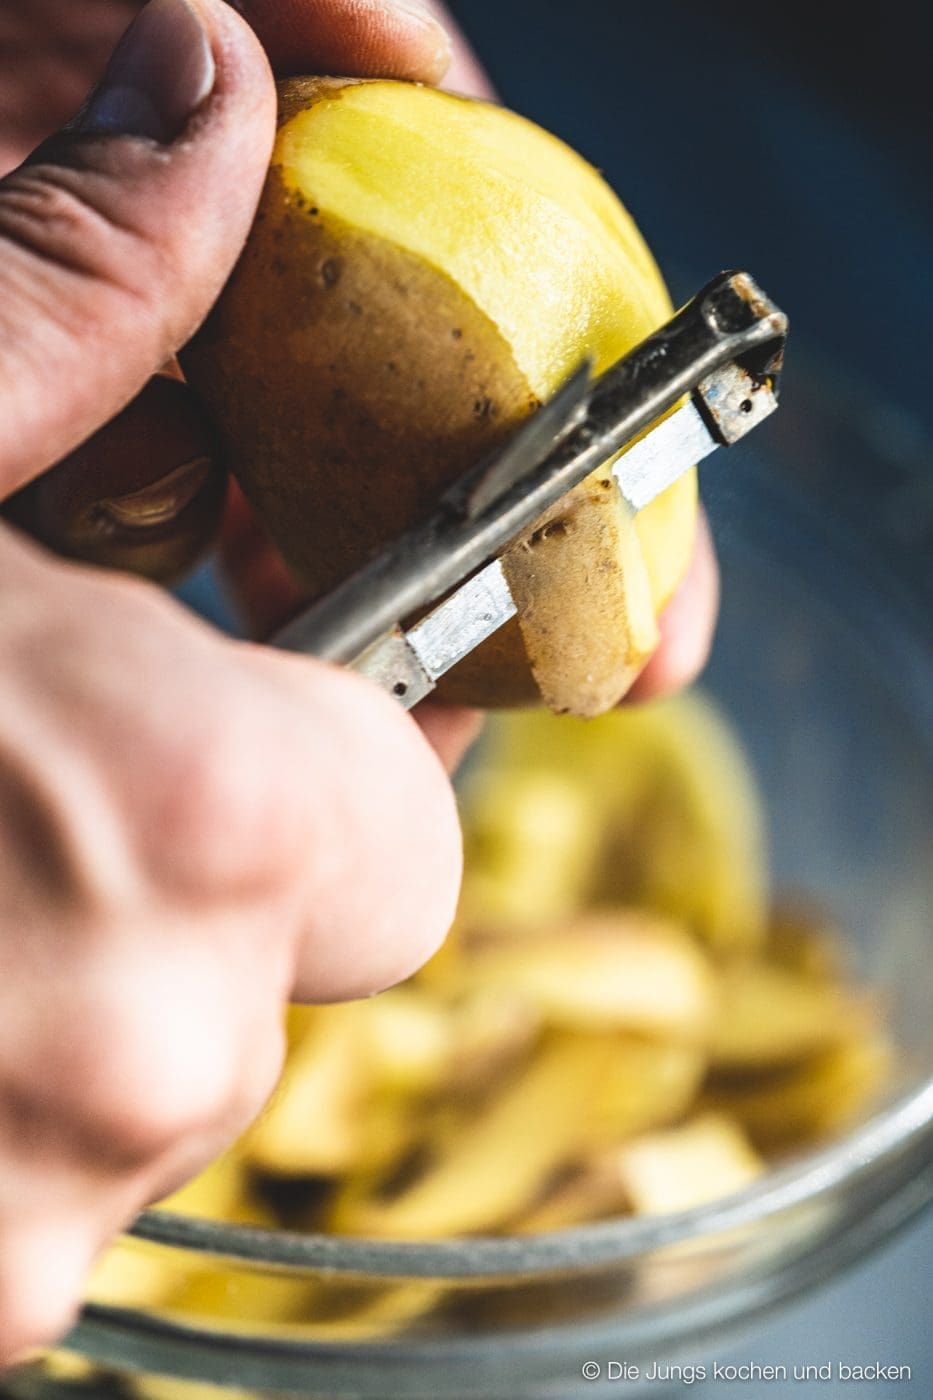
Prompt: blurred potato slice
<box><xmin>597</xmin><ymin>697</ymin><xmax>769</xmax><ymax>953</ymax></box>
<box><xmin>513</xmin><ymin>1158</ymin><xmax>632</xmax><ymax>1233</ymax></box>
<box><xmin>706</xmin><ymin>1033</ymin><xmax>893</xmax><ymax>1149</ymax></box>
<box><xmin>282</xmin><ymin>1000</ymin><xmax>324</xmax><ymax>1048</ymax></box>
<box><xmin>464</xmin><ymin>911</ymin><xmax>714</xmax><ymax>1039</ymax></box>
<box><xmin>613</xmin><ymin>1114</ymin><xmax>764</xmax><ymax>1215</ymax></box>
<box><xmin>166</xmin><ymin>1265</ymin><xmax>312</xmax><ymax>1330</ymax></box>
<box><xmin>243</xmin><ymin>992</ymin><xmax>450</xmax><ymax>1183</ymax></box>
<box><xmin>593</xmin><ymin>1038</ymin><xmax>707</xmax><ymax>1145</ymax></box>
<box><xmin>288</xmin><ymin>1280</ymin><xmax>442</xmax><ymax>1341</ymax></box>
<box><xmin>329</xmin><ymin>1034</ymin><xmax>704</xmax><ymax>1239</ymax></box>
<box><xmin>160</xmin><ymin>1264</ymin><xmax>435</xmax><ymax>1344</ymax></box>
<box><xmin>85</xmin><ymin>1236</ymin><xmax>189</xmax><ymax>1313</ymax></box>
<box><xmin>351</xmin><ymin>1095</ymin><xmax>431</xmax><ymax>1178</ymax></box>
<box><xmin>446</xmin><ymin>986</ymin><xmax>542</xmax><ymax>1093</ymax></box>
<box><xmin>710</xmin><ymin>963</ymin><xmax>877</xmax><ymax>1071</ymax></box>
<box><xmin>244</xmin><ymin>1004</ymin><xmax>369</xmax><ymax>1176</ymax></box>
<box><xmin>132</xmin><ymin>1378</ymin><xmax>253</xmax><ymax>1399</ymax></box>
<box><xmin>359</xmin><ymin>988</ymin><xmax>452</xmax><ymax>1094</ymax></box>
<box><xmin>328</xmin><ymin>1035</ymin><xmax>610</xmax><ymax>1239</ymax></box>
<box><xmin>480</xmin><ymin>693</ymin><xmax>769</xmax><ymax>953</ymax></box>
<box><xmin>35</xmin><ymin>1352</ymin><xmax>102</xmax><ymax>1388</ymax></box>
<box><xmin>460</xmin><ymin>768</ymin><xmax>602</xmax><ymax>932</ymax></box>
<box><xmin>767</xmin><ymin>901</ymin><xmax>852</xmax><ymax>981</ymax></box>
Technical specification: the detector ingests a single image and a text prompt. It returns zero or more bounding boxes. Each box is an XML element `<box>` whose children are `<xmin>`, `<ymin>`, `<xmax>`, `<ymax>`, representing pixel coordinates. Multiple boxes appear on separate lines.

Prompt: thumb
<box><xmin>0</xmin><ymin>0</ymin><xmax>275</xmax><ymax>497</ymax></box>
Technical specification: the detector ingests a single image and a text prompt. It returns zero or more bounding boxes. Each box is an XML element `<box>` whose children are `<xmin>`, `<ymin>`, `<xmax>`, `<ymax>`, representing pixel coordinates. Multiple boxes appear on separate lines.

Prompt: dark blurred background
<box><xmin>439</xmin><ymin>1</ymin><xmax>933</xmax><ymax>630</ymax></box>
<box><xmin>450</xmin><ymin>0</ymin><xmax>932</xmax><ymax>431</ymax></box>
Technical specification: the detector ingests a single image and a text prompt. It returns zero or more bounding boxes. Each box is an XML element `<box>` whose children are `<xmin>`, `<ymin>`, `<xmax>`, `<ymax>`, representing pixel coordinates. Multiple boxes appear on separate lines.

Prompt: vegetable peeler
<box><xmin>272</xmin><ymin>270</ymin><xmax>787</xmax><ymax>707</ymax></box>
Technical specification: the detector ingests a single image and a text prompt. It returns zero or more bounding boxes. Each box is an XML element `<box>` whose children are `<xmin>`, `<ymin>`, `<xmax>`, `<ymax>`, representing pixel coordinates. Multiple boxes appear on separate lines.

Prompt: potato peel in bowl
<box><xmin>81</xmin><ymin>693</ymin><xmax>892</xmax><ymax>1356</ymax></box>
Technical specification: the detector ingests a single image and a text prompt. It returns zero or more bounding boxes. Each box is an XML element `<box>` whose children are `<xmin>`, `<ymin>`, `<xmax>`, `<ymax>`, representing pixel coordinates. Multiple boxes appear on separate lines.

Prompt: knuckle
<box><xmin>8</xmin><ymin>937</ymin><xmax>285</xmax><ymax>1182</ymax></box>
<box><xmin>54</xmin><ymin>983</ymin><xmax>243</xmax><ymax>1165</ymax></box>
<box><xmin>148</xmin><ymin>711</ymin><xmax>277</xmax><ymax>897</ymax></box>
<box><xmin>101</xmin><ymin>1012</ymin><xmax>279</xmax><ymax>1165</ymax></box>
<box><xmin>139</xmin><ymin>656</ymin><xmax>322</xmax><ymax>903</ymax></box>
<box><xmin>0</xmin><ymin>165</ymin><xmax>145</xmax><ymax>335</ymax></box>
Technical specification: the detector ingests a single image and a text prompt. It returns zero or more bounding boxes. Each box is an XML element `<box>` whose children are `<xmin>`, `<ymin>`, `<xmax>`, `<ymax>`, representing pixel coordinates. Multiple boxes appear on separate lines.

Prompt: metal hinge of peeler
<box><xmin>273</xmin><ymin>270</ymin><xmax>788</xmax><ymax>708</ymax></box>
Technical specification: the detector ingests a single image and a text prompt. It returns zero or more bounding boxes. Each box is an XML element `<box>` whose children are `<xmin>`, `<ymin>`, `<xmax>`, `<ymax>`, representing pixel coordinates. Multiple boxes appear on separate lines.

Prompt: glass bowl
<box><xmin>11</xmin><ymin>365</ymin><xmax>933</xmax><ymax>1400</ymax></box>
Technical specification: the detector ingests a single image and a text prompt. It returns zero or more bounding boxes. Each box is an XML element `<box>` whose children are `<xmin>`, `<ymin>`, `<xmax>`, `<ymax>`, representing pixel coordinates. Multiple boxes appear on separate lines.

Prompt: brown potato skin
<box><xmin>183</xmin><ymin>79</ymin><xmax>545</xmax><ymax>702</ymax></box>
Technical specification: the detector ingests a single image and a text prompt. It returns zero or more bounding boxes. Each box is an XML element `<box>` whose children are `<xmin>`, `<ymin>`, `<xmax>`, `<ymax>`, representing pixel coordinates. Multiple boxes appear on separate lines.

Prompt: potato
<box><xmin>462</xmin><ymin>912</ymin><xmax>715</xmax><ymax>1040</ymax></box>
<box><xmin>327</xmin><ymin>1033</ymin><xmax>703</xmax><ymax>1239</ymax></box>
<box><xmin>709</xmin><ymin>963</ymin><xmax>877</xmax><ymax>1071</ymax></box>
<box><xmin>458</xmin><ymin>767</ymin><xmax>603</xmax><ymax>932</ymax></box>
<box><xmin>612</xmin><ymin>1114</ymin><xmax>764</xmax><ymax>1215</ymax></box>
<box><xmin>183</xmin><ymin>78</ymin><xmax>697</xmax><ymax>714</ymax></box>
<box><xmin>705</xmin><ymin>1034</ymin><xmax>893</xmax><ymax>1150</ymax></box>
<box><xmin>86</xmin><ymin>1151</ymin><xmax>273</xmax><ymax>1312</ymax></box>
<box><xmin>476</xmin><ymin>694</ymin><xmax>770</xmax><ymax>953</ymax></box>
<box><xmin>243</xmin><ymin>1003</ymin><xmax>372</xmax><ymax>1176</ymax></box>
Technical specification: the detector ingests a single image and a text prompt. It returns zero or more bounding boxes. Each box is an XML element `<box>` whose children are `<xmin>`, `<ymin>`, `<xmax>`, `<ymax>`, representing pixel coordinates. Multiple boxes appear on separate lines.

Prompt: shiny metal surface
<box><xmin>272</xmin><ymin>271</ymin><xmax>787</xmax><ymax>677</ymax></box>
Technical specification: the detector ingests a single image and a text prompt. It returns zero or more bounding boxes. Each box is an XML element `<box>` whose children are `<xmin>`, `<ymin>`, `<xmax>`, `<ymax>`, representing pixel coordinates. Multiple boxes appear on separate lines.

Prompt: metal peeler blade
<box><xmin>273</xmin><ymin>270</ymin><xmax>788</xmax><ymax>707</ymax></box>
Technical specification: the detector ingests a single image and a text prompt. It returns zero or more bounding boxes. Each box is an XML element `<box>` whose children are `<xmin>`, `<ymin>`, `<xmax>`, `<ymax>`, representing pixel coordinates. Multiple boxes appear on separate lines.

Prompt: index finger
<box><xmin>230</xmin><ymin>0</ymin><xmax>454</xmax><ymax>83</ymax></box>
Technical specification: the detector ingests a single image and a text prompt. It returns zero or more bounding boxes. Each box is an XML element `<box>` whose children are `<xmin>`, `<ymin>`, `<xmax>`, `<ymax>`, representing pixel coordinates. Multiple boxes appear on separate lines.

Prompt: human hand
<box><xmin>0</xmin><ymin>0</ymin><xmax>718</xmax><ymax>1365</ymax></box>
<box><xmin>1</xmin><ymin>0</ymin><xmax>717</xmax><ymax>712</ymax></box>
<box><xmin>0</xmin><ymin>0</ymin><xmax>464</xmax><ymax>1368</ymax></box>
<box><xmin>0</xmin><ymin>0</ymin><xmax>455</xmax><ymax>582</ymax></box>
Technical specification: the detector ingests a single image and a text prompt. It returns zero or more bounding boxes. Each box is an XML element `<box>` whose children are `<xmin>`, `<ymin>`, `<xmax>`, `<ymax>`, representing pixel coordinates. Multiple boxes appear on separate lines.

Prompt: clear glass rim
<box><xmin>130</xmin><ymin>1077</ymin><xmax>933</xmax><ymax>1280</ymax></box>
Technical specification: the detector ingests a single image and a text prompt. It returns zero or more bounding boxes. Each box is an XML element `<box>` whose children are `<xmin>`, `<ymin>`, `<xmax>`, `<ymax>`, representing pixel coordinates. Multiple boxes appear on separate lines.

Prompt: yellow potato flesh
<box><xmin>278</xmin><ymin>84</ymin><xmax>667</xmax><ymax>402</ymax></box>
<box><xmin>710</xmin><ymin>963</ymin><xmax>877</xmax><ymax>1070</ymax></box>
<box><xmin>459</xmin><ymin>767</ymin><xmax>603</xmax><ymax>931</ymax></box>
<box><xmin>463</xmin><ymin>913</ymin><xmax>715</xmax><ymax>1040</ymax></box>
<box><xmin>187</xmin><ymin>78</ymin><xmax>697</xmax><ymax>713</ymax></box>
<box><xmin>479</xmin><ymin>692</ymin><xmax>770</xmax><ymax>953</ymax></box>
<box><xmin>613</xmin><ymin>1114</ymin><xmax>764</xmax><ymax>1215</ymax></box>
<box><xmin>279</xmin><ymin>82</ymin><xmax>695</xmax><ymax>711</ymax></box>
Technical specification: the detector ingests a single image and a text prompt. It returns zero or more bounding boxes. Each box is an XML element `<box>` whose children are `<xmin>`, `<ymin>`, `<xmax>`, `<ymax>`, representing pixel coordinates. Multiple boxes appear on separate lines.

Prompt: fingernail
<box><xmin>79</xmin><ymin>0</ymin><xmax>215</xmax><ymax>143</ymax></box>
<box><xmin>390</xmin><ymin>1</ymin><xmax>453</xmax><ymax>80</ymax></box>
<box><xmin>90</xmin><ymin>457</ymin><xmax>215</xmax><ymax>535</ymax></box>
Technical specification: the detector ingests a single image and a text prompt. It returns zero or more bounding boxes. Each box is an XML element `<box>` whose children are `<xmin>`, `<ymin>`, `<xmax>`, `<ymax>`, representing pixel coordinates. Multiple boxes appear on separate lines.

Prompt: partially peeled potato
<box><xmin>184</xmin><ymin>78</ymin><xmax>698</xmax><ymax>714</ymax></box>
